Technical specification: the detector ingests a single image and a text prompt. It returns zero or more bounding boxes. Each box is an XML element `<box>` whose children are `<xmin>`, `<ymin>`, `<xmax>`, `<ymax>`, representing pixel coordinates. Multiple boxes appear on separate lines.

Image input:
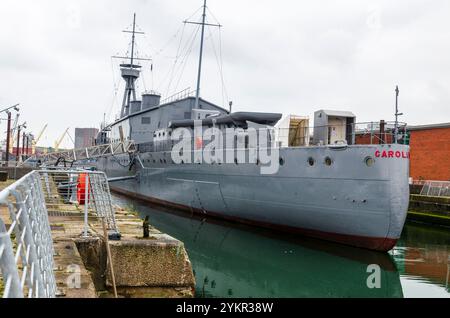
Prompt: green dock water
<box><xmin>112</xmin><ymin>195</ymin><xmax>450</xmax><ymax>298</ymax></box>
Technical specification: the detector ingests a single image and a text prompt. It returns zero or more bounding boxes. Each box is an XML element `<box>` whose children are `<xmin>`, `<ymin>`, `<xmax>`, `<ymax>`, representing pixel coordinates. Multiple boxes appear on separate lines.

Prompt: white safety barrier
<box><xmin>419</xmin><ymin>181</ymin><xmax>450</xmax><ymax>197</ymax></box>
<box><xmin>0</xmin><ymin>171</ymin><xmax>56</xmax><ymax>298</ymax></box>
<box><xmin>0</xmin><ymin>169</ymin><xmax>119</xmax><ymax>298</ymax></box>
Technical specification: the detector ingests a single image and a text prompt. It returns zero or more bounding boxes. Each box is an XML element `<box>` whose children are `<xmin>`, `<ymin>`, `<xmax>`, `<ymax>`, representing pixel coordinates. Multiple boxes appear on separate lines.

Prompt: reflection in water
<box><xmin>393</xmin><ymin>223</ymin><xmax>450</xmax><ymax>297</ymax></box>
<box><xmin>112</xmin><ymin>195</ymin><xmax>449</xmax><ymax>298</ymax></box>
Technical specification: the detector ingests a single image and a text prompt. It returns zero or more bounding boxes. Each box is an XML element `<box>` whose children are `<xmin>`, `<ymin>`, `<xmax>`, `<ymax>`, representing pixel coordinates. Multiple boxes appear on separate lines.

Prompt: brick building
<box><xmin>408</xmin><ymin>123</ymin><xmax>450</xmax><ymax>181</ymax></box>
<box><xmin>74</xmin><ymin>128</ymin><xmax>99</xmax><ymax>149</ymax></box>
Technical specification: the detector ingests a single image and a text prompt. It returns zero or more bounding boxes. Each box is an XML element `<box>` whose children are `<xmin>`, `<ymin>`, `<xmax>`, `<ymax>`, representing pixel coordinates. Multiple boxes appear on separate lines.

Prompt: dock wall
<box><xmin>408</xmin><ymin>194</ymin><xmax>450</xmax><ymax>227</ymax></box>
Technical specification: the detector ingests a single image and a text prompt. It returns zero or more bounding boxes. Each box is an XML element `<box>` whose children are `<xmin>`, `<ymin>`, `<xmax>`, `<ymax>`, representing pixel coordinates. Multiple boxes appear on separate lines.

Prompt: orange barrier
<box><xmin>77</xmin><ymin>173</ymin><xmax>90</xmax><ymax>205</ymax></box>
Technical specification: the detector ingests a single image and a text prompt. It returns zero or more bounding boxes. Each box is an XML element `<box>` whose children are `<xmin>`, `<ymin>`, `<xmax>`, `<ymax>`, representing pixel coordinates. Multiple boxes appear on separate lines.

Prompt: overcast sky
<box><xmin>0</xmin><ymin>0</ymin><xmax>449</xmax><ymax>148</ymax></box>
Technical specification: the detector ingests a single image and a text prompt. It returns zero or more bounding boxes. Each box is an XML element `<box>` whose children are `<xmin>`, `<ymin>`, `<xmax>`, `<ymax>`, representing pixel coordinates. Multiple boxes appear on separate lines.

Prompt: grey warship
<box><xmin>91</xmin><ymin>5</ymin><xmax>410</xmax><ymax>252</ymax></box>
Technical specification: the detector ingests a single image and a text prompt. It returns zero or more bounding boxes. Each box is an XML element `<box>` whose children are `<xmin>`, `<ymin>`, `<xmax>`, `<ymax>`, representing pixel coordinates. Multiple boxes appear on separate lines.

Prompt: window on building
<box><xmin>142</xmin><ymin>117</ymin><xmax>151</xmax><ymax>125</ymax></box>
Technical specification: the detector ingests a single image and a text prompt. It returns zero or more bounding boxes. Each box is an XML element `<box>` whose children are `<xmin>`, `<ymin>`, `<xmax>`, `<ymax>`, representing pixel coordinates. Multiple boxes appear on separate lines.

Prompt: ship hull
<box><xmin>95</xmin><ymin>144</ymin><xmax>410</xmax><ymax>252</ymax></box>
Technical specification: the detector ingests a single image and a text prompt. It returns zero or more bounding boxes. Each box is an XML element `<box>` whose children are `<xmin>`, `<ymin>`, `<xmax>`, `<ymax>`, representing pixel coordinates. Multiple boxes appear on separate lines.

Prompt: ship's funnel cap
<box><xmin>142</xmin><ymin>90</ymin><xmax>161</xmax><ymax>110</ymax></box>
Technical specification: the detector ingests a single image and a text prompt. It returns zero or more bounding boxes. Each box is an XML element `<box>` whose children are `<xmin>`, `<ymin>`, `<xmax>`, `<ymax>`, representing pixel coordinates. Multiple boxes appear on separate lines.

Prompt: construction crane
<box><xmin>54</xmin><ymin>128</ymin><xmax>70</xmax><ymax>152</ymax></box>
<box><xmin>67</xmin><ymin>130</ymin><xmax>75</xmax><ymax>146</ymax></box>
<box><xmin>31</xmin><ymin>124</ymin><xmax>48</xmax><ymax>155</ymax></box>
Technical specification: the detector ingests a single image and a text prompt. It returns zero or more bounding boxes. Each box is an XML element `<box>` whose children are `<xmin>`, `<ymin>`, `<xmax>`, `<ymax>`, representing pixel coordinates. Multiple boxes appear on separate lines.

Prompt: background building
<box><xmin>408</xmin><ymin>123</ymin><xmax>450</xmax><ymax>181</ymax></box>
<box><xmin>74</xmin><ymin>128</ymin><xmax>99</xmax><ymax>149</ymax></box>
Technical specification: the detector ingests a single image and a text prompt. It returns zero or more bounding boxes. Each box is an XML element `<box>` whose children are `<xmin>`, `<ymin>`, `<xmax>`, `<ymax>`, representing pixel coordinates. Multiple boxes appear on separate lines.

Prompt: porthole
<box><xmin>279</xmin><ymin>158</ymin><xmax>285</xmax><ymax>166</ymax></box>
<box><xmin>308</xmin><ymin>157</ymin><xmax>315</xmax><ymax>166</ymax></box>
<box><xmin>365</xmin><ymin>156</ymin><xmax>375</xmax><ymax>167</ymax></box>
<box><xmin>324</xmin><ymin>157</ymin><xmax>333</xmax><ymax>166</ymax></box>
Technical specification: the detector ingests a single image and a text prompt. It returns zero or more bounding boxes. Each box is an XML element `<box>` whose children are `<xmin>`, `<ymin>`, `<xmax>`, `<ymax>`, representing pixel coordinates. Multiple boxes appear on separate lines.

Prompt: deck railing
<box><xmin>276</xmin><ymin>121</ymin><xmax>408</xmax><ymax>147</ymax></box>
<box><xmin>135</xmin><ymin>121</ymin><xmax>409</xmax><ymax>156</ymax></box>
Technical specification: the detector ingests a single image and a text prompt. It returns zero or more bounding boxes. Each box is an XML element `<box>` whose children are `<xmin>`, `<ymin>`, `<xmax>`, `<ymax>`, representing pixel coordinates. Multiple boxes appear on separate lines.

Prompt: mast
<box><xmin>394</xmin><ymin>85</ymin><xmax>403</xmax><ymax>144</ymax></box>
<box><xmin>131</xmin><ymin>13</ymin><xmax>136</xmax><ymax>67</ymax></box>
<box><xmin>195</xmin><ymin>0</ymin><xmax>207</xmax><ymax>109</ymax></box>
<box><xmin>5</xmin><ymin>111</ymin><xmax>11</xmax><ymax>165</ymax></box>
<box><xmin>112</xmin><ymin>14</ymin><xmax>151</xmax><ymax>119</ymax></box>
<box><xmin>126</xmin><ymin>14</ymin><xmax>137</xmax><ymax>107</ymax></box>
<box><xmin>185</xmin><ymin>0</ymin><xmax>221</xmax><ymax>109</ymax></box>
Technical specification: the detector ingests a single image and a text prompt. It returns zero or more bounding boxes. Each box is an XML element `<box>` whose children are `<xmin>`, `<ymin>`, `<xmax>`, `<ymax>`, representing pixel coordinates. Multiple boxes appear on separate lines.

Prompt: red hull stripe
<box><xmin>110</xmin><ymin>186</ymin><xmax>397</xmax><ymax>252</ymax></box>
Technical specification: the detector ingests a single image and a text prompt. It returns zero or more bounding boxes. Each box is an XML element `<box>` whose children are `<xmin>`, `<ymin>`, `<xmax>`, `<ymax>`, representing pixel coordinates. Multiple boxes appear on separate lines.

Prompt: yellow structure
<box><xmin>54</xmin><ymin>128</ymin><xmax>70</xmax><ymax>152</ymax></box>
<box><xmin>32</xmin><ymin>124</ymin><xmax>48</xmax><ymax>155</ymax></box>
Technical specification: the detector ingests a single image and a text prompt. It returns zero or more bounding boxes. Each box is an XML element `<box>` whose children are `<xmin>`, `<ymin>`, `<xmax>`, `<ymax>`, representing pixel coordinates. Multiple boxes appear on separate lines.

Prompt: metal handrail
<box><xmin>38</xmin><ymin>169</ymin><xmax>119</xmax><ymax>233</ymax></box>
<box><xmin>160</xmin><ymin>87</ymin><xmax>195</xmax><ymax>105</ymax></box>
<box><xmin>275</xmin><ymin>121</ymin><xmax>408</xmax><ymax>146</ymax></box>
<box><xmin>36</xmin><ymin>140</ymin><xmax>136</xmax><ymax>164</ymax></box>
<box><xmin>136</xmin><ymin>121</ymin><xmax>409</xmax><ymax>155</ymax></box>
<box><xmin>418</xmin><ymin>180</ymin><xmax>450</xmax><ymax>197</ymax></box>
<box><xmin>0</xmin><ymin>171</ymin><xmax>56</xmax><ymax>298</ymax></box>
<box><xmin>0</xmin><ymin>168</ymin><xmax>120</xmax><ymax>298</ymax></box>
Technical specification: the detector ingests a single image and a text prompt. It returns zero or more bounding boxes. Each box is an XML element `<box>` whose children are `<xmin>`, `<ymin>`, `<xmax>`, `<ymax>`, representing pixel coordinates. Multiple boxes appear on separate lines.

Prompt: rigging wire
<box><xmin>186</xmin><ymin>6</ymin><xmax>204</xmax><ymax>23</ymax></box>
<box><xmin>206</xmin><ymin>7</ymin><xmax>221</xmax><ymax>26</ymax></box>
<box><xmin>206</xmin><ymin>23</ymin><xmax>229</xmax><ymax>109</ymax></box>
<box><xmin>105</xmin><ymin>57</ymin><xmax>121</xmax><ymax>123</ymax></box>
<box><xmin>170</xmin><ymin>24</ymin><xmax>200</xmax><ymax>88</ymax></box>
<box><xmin>141</xmin><ymin>71</ymin><xmax>147</xmax><ymax>92</ymax></box>
<box><xmin>218</xmin><ymin>27</ymin><xmax>230</xmax><ymax>107</ymax></box>
<box><xmin>206</xmin><ymin>26</ymin><xmax>224</xmax><ymax>107</ymax></box>
<box><xmin>152</xmin><ymin>23</ymin><xmax>185</xmax><ymax>59</ymax></box>
<box><xmin>173</xmin><ymin>25</ymin><xmax>202</xmax><ymax>94</ymax></box>
<box><xmin>143</xmin><ymin>23</ymin><xmax>186</xmax><ymax>93</ymax></box>
<box><xmin>163</xmin><ymin>23</ymin><xmax>187</xmax><ymax>96</ymax></box>
<box><xmin>205</xmin><ymin>8</ymin><xmax>230</xmax><ymax>108</ymax></box>
<box><xmin>160</xmin><ymin>6</ymin><xmax>204</xmax><ymax>96</ymax></box>
<box><xmin>166</xmin><ymin>23</ymin><xmax>201</xmax><ymax>97</ymax></box>
<box><xmin>133</xmin><ymin>42</ymin><xmax>150</xmax><ymax>92</ymax></box>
